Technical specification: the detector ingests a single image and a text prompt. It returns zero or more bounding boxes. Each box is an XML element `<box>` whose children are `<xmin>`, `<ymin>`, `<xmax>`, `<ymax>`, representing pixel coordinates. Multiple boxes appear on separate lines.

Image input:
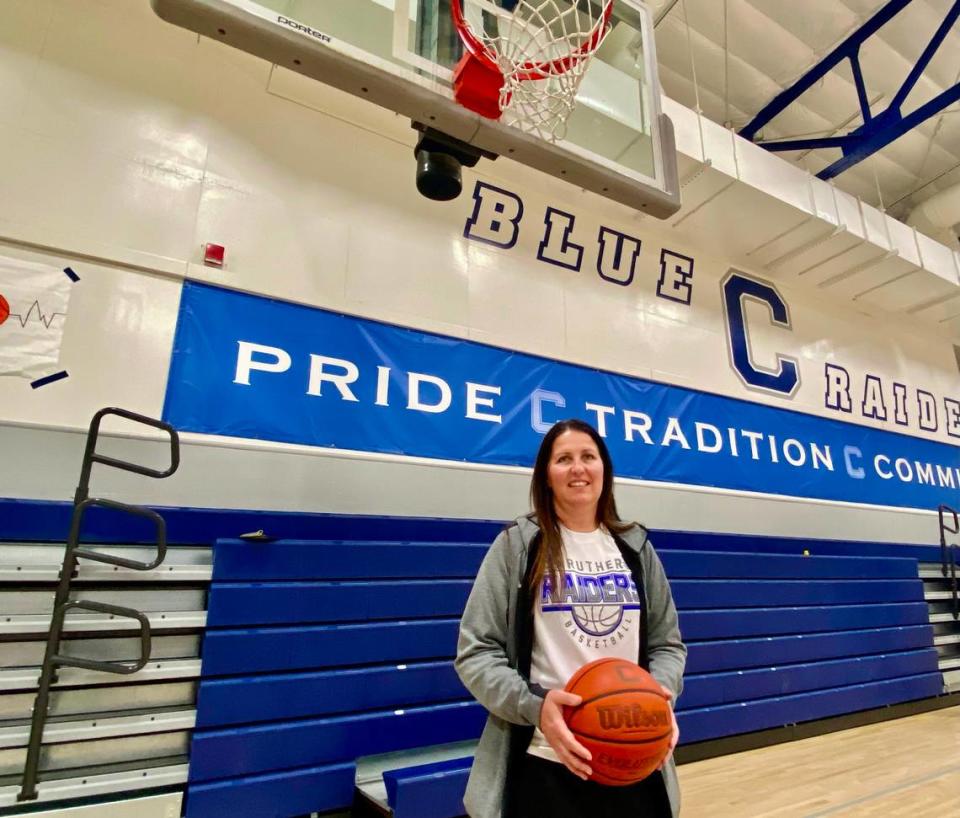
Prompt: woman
<box><xmin>455</xmin><ymin>418</ymin><xmax>686</xmax><ymax>818</ymax></box>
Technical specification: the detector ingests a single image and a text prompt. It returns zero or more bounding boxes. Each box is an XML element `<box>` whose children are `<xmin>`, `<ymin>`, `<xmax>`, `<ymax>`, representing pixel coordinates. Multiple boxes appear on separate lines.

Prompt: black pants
<box><xmin>514</xmin><ymin>753</ymin><xmax>673</xmax><ymax>818</ymax></box>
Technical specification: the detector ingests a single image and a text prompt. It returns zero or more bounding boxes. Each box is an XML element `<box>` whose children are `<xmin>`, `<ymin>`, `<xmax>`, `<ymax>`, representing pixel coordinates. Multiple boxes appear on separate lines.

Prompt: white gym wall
<box><xmin>0</xmin><ymin>0</ymin><xmax>955</xmax><ymax>544</ymax></box>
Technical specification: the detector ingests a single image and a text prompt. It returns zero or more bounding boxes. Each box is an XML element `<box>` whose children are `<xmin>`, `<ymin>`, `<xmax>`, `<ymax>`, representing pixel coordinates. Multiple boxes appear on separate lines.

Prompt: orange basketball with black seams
<box><xmin>564</xmin><ymin>657</ymin><xmax>673</xmax><ymax>786</ymax></box>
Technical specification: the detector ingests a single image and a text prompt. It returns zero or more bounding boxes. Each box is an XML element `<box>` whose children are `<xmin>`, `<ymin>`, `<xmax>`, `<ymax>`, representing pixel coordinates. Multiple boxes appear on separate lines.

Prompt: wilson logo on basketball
<box><xmin>596</xmin><ymin>704</ymin><xmax>669</xmax><ymax>731</ymax></box>
<box><xmin>565</xmin><ymin>659</ymin><xmax>673</xmax><ymax>786</ymax></box>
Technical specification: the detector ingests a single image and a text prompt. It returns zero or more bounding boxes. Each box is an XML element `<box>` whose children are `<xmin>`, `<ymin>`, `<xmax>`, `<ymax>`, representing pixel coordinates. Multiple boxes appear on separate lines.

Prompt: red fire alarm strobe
<box><xmin>203</xmin><ymin>243</ymin><xmax>225</xmax><ymax>267</ymax></box>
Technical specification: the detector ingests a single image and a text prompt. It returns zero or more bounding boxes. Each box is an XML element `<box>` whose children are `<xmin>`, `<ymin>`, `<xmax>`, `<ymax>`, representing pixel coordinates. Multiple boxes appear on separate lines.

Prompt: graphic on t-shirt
<box><xmin>541</xmin><ymin>557</ymin><xmax>641</xmax><ymax>638</ymax></box>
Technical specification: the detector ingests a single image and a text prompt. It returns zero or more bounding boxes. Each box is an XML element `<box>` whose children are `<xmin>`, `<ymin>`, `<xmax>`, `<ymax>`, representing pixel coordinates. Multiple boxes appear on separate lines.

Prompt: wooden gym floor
<box><xmin>678</xmin><ymin>705</ymin><xmax>960</xmax><ymax>816</ymax></box>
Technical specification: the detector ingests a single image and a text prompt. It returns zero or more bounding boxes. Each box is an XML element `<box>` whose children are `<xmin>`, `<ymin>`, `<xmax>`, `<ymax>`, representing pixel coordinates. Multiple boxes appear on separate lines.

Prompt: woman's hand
<box><xmin>658</xmin><ymin>686</ymin><xmax>680</xmax><ymax>769</ymax></box>
<box><xmin>539</xmin><ymin>689</ymin><xmax>592</xmax><ymax>780</ymax></box>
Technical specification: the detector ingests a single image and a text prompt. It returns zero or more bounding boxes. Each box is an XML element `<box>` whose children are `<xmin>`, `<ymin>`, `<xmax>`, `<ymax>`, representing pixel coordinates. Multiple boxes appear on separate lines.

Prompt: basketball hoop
<box><xmin>451</xmin><ymin>0</ymin><xmax>615</xmax><ymax>142</ymax></box>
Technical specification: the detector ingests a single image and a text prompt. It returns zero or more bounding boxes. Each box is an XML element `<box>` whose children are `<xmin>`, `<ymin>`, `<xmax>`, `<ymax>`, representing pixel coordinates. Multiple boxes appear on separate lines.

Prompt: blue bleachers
<box><xmin>2</xmin><ymin>497</ymin><xmax>943</xmax><ymax>817</ymax></box>
<box><xmin>186</xmin><ymin>762</ymin><xmax>356</xmax><ymax>818</ymax></box>
<box><xmin>195</xmin><ymin>661</ymin><xmax>465</xmax><ymax>727</ymax></box>
<box><xmin>185</xmin><ymin>538</ymin><xmax>488</xmax><ymax>817</ymax></box>
<box><xmin>680</xmin><ymin>674</ymin><xmax>941</xmax><ymax>743</ymax></box>
<box><xmin>211</xmin><ymin>540</ymin><xmax>492</xmax><ymax>580</ymax></box>
<box><xmin>383</xmin><ymin>758</ymin><xmax>474</xmax><ymax>818</ymax></box>
<box><xmin>183</xmin><ymin>532</ymin><xmax>942</xmax><ymax>818</ymax></box>
<box><xmin>685</xmin><ymin>625</ymin><xmax>932</xmax><ymax>672</ymax></box>
<box><xmin>671</xmin><ymin>578</ymin><xmax>922</xmax><ymax>607</ymax></box>
<box><xmin>200</xmin><ymin>619</ymin><xmax>462</xmax><ymax>675</ymax></box>
<box><xmin>190</xmin><ymin>702</ymin><xmax>486</xmax><ymax>781</ymax></box>
<box><xmin>680</xmin><ymin>651</ymin><xmax>936</xmax><ymax>708</ymax></box>
<box><xmin>659</xmin><ymin>548</ymin><xmax>926</xmax><ymax>578</ymax></box>
<box><xmin>670</xmin><ymin>547</ymin><xmax>941</xmax><ymax>743</ymax></box>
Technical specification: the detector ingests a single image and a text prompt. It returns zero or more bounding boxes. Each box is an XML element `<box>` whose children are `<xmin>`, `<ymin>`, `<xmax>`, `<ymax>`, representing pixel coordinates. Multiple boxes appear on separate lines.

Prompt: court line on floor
<box><xmin>804</xmin><ymin>762</ymin><xmax>960</xmax><ymax>816</ymax></box>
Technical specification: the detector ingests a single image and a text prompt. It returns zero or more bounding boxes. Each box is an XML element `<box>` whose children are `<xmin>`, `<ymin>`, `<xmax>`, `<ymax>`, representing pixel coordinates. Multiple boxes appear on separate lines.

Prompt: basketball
<box><xmin>564</xmin><ymin>658</ymin><xmax>673</xmax><ymax>786</ymax></box>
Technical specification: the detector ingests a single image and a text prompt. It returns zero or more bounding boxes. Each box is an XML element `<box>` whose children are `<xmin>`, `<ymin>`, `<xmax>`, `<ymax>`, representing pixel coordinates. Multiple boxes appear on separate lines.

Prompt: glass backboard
<box><xmin>151</xmin><ymin>0</ymin><xmax>681</xmax><ymax>217</ymax></box>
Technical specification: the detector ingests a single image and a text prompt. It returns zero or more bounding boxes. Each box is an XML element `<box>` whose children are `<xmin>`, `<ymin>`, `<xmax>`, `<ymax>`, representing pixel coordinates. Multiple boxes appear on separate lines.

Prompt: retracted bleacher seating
<box><xmin>664</xmin><ymin>549</ymin><xmax>941</xmax><ymax>742</ymax></box>
<box><xmin>184</xmin><ymin>539</ymin><xmax>489</xmax><ymax>818</ymax></box>
<box><xmin>184</xmin><ymin>534</ymin><xmax>942</xmax><ymax>818</ymax></box>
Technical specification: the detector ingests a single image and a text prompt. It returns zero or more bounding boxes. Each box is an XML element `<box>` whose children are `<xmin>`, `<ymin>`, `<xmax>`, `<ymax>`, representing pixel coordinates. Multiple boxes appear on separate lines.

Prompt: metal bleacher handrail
<box><xmin>937</xmin><ymin>504</ymin><xmax>959</xmax><ymax>621</ymax></box>
<box><xmin>17</xmin><ymin>408</ymin><xmax>180</xmax><ymax>803</ymax></box>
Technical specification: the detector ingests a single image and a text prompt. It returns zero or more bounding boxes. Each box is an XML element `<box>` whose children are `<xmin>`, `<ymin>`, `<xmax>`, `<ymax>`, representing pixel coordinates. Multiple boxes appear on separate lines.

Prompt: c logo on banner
<box><xmin>0</xmin><ymin>293</ymin><xmax>9</xmax><ymax>327</ymax></box>
<box><xmin>721</xmin><ymin>271</ymin><xmax>800</xmax><ymax>397</ymax></box>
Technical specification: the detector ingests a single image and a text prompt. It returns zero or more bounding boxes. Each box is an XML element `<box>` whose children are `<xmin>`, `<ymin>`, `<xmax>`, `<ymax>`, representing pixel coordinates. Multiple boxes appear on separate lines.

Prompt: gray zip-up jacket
<box><xmin>455</xmin><ymin>515</ymin><xmax>686</xmax><ymax>818</ymax></box>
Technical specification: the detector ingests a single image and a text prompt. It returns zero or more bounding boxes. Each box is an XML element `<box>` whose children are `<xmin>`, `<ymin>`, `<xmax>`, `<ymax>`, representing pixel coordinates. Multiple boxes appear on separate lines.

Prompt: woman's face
<box><xmin>547</xmin><ymin>429</ymin><xmax>604</xmax><ymax>515</ymax></box>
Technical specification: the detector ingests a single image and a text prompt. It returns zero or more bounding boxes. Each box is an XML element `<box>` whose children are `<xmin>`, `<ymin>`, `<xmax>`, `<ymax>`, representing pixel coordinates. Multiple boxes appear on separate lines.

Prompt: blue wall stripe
<box><xmin>0</xmin><ymin>498</ymin><xmax>939</xmax><ymax>561</ymax></box>
<box><xmin>30</xmin><ymin>370</ymin><xmax>69</xmax><ymax>389</ymax></box>
<box><xmin>0</xmin><ymin>498</ymin><xmax>502</xmax><ymax>545</ymax></box>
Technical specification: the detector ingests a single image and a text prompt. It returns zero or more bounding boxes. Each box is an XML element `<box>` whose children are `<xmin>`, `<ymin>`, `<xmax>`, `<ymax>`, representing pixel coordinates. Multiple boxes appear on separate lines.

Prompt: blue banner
<box><xmin>164</xmin><ymin>282</ymin><xmax>960</xmax><ymax>510</ymax></box>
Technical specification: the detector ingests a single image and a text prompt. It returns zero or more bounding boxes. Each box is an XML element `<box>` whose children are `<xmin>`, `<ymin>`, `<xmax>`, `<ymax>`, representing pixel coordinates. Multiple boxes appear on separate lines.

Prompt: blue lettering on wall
<box><xmin>538</xmin><ymin>207</ymin><xmax>583</xmax><ymax>271</ymax></box>
<box><xmin>861</xmin><ymin>374</ymin><xmax>888</xmax><ymax>421</ymax></box>
<box><xmin>722</xmin><ymin>271</ymin><xmax>800</xmax><ymax>397</ymax></box>
<box><xmin>657</xmin><ymin>250</ymin><xmax>694</xmax><ymax>305</ymax></box>
<box><xmin>918</xmin><ymin>389</ymin><xmax>939</xmax><ymax>432</ymax></box>
<box><xmin>461</xmin><ymin>181</ymin><xmax>696</xmax><ymax>302</ymax></box>
<box><xmin>464</xmin><ymin>181</ymin><xmax>523</xmax><ymax>249</ymax></box>
<box><xmin>596</xmin><ymin>227</ymin><xmax>641</xmax><ymax>286</ymax></box>
<box><xmin>824</xmin><ymin>364</ymin><xmax>852</xmax><ymax>413</ymax></box>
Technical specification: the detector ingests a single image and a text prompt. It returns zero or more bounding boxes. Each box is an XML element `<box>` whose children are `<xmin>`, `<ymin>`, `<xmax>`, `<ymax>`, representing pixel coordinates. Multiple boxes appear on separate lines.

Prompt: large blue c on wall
<box><xmin>723</xmin><ymin>271</ymin><xmax>800</xmax><ymax>396</ymax></box>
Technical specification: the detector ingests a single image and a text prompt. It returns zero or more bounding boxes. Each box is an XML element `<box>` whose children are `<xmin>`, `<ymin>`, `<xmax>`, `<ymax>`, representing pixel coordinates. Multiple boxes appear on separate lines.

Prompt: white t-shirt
<box><xmin>527</xmin><ymin>524</ymin><xmax>642</xmax><ymax>762</ymax></box>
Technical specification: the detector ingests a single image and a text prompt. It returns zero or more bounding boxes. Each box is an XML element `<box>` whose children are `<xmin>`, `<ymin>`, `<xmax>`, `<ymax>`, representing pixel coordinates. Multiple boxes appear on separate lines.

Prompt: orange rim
<box><xmin>450</xmin><ymin>0</ymin><xmax>614</xmax><ymax>82</ymax></box>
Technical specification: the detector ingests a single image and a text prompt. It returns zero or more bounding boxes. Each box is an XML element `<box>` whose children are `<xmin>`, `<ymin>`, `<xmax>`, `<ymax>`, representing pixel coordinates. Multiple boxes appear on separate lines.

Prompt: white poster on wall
<box><xmin>0</xmin><ymin>255</ymin><xmax>74</xmax><ymax>381</ymax></box>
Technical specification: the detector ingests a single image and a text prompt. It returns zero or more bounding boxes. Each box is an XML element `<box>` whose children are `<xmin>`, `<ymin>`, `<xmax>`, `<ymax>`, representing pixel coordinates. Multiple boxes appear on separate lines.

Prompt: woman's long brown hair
<box><xmin>528</xmin><ymin>418</ymin><xmax>630</xmax><ymax>598</ymax></box>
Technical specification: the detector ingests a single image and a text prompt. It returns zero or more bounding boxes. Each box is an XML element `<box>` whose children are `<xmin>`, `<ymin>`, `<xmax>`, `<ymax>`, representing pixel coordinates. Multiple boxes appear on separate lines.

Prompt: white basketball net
<box><xmin>463</xmin><ymin>0</ymin><xmax>613</xmax><ymax>142</ymax></box>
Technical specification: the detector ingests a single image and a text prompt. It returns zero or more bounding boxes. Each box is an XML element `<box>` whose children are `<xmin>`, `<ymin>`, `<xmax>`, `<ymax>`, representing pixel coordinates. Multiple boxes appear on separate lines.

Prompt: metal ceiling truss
<box><xmin>740</xmin><ymin>0</ymin><xmax>960</xmax><ymax>180</ymax></box>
